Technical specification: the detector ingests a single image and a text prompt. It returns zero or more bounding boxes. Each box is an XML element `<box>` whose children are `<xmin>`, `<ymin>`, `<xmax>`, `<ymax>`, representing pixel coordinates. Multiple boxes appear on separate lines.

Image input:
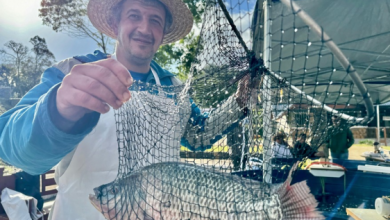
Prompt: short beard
<box><xmin>127</xmin><ymin>52</ymin><xmax>154</xmax><ymax>66</ymax></box>
<box><xmin>126</xmin><ymin>31</ymin><xmax>156</xmax><ymax>66</ymax></box>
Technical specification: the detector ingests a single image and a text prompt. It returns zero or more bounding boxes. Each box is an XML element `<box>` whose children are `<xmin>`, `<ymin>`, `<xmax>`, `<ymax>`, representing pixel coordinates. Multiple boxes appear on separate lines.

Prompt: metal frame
<box><xmin>262</xmin><ymin>0</ymin><xmax>273</xmax><ymax>183</ymax></box>
<box><xmin>278</xmin><ymin>0</ymin><xmax>375</xmax><ymax>124</ymax></box>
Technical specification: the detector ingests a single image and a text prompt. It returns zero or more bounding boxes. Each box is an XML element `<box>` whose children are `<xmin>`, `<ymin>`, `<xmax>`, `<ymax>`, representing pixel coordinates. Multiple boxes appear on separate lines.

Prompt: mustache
<box><xmin>129</xmin><ymin>31</ymin><xmax>155</xmax><ymax>44</ymax></box>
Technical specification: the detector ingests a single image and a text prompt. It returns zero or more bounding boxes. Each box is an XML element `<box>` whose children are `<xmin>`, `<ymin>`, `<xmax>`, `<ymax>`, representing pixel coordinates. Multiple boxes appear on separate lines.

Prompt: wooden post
<box><xmin>383</xmin><ymin>128</ymin><xmax>387</xmax><ymax>146</ymax></box>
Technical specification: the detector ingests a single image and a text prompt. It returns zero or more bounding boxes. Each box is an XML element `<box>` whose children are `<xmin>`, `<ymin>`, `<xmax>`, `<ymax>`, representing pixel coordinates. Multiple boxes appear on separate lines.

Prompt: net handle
<box><xmin>305</xmin><ymin>162</ymin><xmax>347</xmax><ymax>171</ymax></box>
<box><xmin>277</xmin><ymin>0</ymin><xmax>375</xmax><ymax>124</ymax></box>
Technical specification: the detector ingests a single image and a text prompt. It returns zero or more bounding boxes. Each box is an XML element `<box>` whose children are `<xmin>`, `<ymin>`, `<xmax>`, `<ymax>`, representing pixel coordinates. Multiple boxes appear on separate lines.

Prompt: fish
<box><xmin>89</xmin><ymin>162</ymin><xmax>324</xmax><ymax>220</ymax></box>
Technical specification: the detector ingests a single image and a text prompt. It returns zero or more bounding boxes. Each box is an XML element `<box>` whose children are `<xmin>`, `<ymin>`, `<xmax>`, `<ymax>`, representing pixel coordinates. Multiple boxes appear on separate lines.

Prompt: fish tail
<box><xmin>277</xmin><ymin>162</ymin><xmax>325</xmax><ymax>220</ymax></box>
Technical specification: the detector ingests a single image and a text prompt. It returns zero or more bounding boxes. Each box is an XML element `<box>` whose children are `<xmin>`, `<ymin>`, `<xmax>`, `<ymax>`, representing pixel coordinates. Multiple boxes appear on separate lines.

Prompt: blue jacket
<box><xmin>0</xmin><ymin>51</ymin><xmax>241</xmax><ymax>175</ymax></box>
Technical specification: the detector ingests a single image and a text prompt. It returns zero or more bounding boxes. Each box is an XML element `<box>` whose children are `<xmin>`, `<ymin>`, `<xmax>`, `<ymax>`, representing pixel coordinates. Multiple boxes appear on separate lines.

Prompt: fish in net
<box><xmin>90</xmin><ymin>162</ymin><xmax>322</xmax><ymax>219</ymax></box>
<box><xmin>88</xmin><ymin>0</ymin><xmax>379</xmax><ymax>219</ymax></box>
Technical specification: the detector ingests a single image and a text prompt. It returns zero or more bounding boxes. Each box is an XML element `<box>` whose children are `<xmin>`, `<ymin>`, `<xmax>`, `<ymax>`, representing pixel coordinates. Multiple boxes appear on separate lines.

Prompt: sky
<box><xmin>0</xmin><ymin>0</ymin><xmax>102</xmax><ymax>62</ymax></box>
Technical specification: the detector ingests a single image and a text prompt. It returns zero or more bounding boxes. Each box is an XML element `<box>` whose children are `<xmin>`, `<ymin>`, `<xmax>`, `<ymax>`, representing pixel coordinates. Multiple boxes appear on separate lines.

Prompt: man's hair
<box><xmin>110</xmin><ymin>0</ymin><xmax>173</xmax><ymax>34</ymax></box>
<box><xmin>299</xmin><ymin>133</ymin><xmax>306</xmax><ymax>139</ymax></box>
<box><xmin>273</xmin><ymin>132</ymin><xmax>287</xmax><ymax>141</ymax></box>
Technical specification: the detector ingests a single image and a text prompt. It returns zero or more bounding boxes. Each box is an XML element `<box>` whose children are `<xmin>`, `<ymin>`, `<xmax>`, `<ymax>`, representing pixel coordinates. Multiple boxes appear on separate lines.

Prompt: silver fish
<box><xmin>90</xmin><ymin>162</ymin><xmax>323</xmax><ymax>220</ymax></box>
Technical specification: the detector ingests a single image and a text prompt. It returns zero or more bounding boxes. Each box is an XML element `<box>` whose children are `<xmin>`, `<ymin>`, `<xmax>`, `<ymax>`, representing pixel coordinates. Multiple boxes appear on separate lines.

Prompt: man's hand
<box><xmin>235</xmin><ymin>74</ymin><xmax>260</xmax><ymax>108</ymax></box>
<box><xmin>56</xmin><ymin>58</ymin><xmax>133</xmax><ymax>122</ymax></box>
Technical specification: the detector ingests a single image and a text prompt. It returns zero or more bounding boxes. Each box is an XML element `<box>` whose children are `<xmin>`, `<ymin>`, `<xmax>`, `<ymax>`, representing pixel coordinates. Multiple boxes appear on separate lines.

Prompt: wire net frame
<box><xmin>91</xmin><ymin>0</ymin><xmax>377</xmax><ymax>219</ymax></box>
<box><xmin>259</xmin><ymin>0</ymin><xmax>375</xmax><ymax>183</ymax></box>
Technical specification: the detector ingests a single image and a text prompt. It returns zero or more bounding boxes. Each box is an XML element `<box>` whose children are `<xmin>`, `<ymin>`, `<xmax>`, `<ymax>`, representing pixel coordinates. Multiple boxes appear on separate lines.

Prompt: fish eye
<box><xmin>109</xmin><ymin>186</ymin><xmax>119</xmax><ymax>195</ymax></box>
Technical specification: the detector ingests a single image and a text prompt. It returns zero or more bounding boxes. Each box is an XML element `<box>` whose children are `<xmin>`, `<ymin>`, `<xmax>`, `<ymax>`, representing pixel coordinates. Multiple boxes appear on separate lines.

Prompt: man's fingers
<box><xmin>64</xmin><ymin>88</ymin><xmax>111</xmax><ymax>114</ymax></box>
<box><xmin>72</xmin><ymin>63</ymin><xmax>131</xmax><ymax>103</ymax></box>
<box><xmin>95</xmin><ymin>58</ymin><xmax>133</xmax><ymax>87</ymax></box>
<box><xmin>85</xmin><ymin>65</ymin><xmax>131</xmax><ymax>103</ymax></box>
<box><xmin>68</xmin><ymin>74</ymin><xmax>123</xmax><ymax>109</ymax></box>
<box><xmin>94</xmin><ymin>59</ymin><xmax>133</xmax><ymax>102</ymax></box>
<box><xmin>56</xmin><ymin>59</ymin><xmax>134</xmax><ymax>122</ymax></box>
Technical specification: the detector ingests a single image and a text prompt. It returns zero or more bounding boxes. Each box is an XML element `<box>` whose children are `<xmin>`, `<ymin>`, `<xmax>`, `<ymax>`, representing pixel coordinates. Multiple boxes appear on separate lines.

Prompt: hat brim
<box><xmin>87</xmin><ymin>0</ymin><xmax>194</xmax><ymax>45</ymax></box>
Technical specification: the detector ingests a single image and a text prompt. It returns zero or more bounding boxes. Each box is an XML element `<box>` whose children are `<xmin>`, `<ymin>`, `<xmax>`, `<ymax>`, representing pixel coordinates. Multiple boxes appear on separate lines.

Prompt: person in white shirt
<box><xmin>271</xmin><ymin>132</ymin><xmax>293</xmax><ymax>158</ymax></box>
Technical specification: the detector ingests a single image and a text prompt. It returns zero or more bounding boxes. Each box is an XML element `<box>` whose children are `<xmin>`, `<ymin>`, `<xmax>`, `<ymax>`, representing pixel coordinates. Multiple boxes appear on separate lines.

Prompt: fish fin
<box><xmin>277</xmin><ymin>162</ymin><xmax>325</xmax><ymax>220</ymax></box>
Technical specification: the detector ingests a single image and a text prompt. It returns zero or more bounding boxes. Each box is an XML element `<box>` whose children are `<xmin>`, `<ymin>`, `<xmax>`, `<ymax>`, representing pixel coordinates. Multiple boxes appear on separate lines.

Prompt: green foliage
<box><xmin>359</xmin><ymin>139</ymin><xmax>374</xmax><ymax>145</ymax></box>
<box><xmin>190</xmin><ymin>65</ymin><xmax>238</xmax><ymax>108</ymax></box>
<box><xmin>153</xmin><ymin>43</ymin><xmax>182</xmax><ymax>74</ymax></box>
<box><xmin>154</xmin><ymin>0</ymin><xmax>205</xmax><ymax>80</ymax></box>
<box><xmin>183</xmin><ymin>0</ymin><xmax>204</xmax><ymax>25</ymax></box>
<box><xmin>154</xmin><ymin>32</ymin><xmax>201</xmax><ymax>80</ymax></box>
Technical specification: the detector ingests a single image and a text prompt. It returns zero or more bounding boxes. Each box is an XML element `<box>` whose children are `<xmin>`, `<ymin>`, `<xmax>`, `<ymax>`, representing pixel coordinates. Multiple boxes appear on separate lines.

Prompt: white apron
<box><xmin>51</xmin><ymin>67</ymin><xmax>190</xmax><ymax>220</ymax></box>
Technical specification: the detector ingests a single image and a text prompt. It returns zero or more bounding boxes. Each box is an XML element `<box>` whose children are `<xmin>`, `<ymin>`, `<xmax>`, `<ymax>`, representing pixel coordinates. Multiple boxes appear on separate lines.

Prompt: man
<box><xmin>0</xmin><ymin>0</ymin><xmax>250</xmax><ymax>219</ymax></box>
<box><xmin>327</xmin><ymin>115</ymin><xmax>355</xmax><ymax>160</ymax></box>
<box><xmin>291</xmin><ymin>133</ymin><xmax>325</xmax><ymax>159</ymax></box>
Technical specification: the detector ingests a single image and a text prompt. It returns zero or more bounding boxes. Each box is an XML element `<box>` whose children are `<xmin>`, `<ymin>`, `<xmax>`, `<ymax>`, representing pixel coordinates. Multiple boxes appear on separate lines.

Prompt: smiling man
<box><xmin>114</xmin><ymin>0</ymin><xmax>168</xmax><ymax>71</ymax></box>
<box><xmin>0</xmin><ymin>0</ymin><xmax>251</xmax><ymax>219</ymax></box>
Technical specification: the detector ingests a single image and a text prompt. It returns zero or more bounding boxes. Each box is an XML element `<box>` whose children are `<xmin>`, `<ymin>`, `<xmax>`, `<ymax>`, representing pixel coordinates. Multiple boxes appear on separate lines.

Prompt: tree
<box><xmin>190</xmin><ymin>64</ymin><xmax>238</xmax><ymax>108</ymax></box>
<box><xmin>0</xmin><ymin>41</ymin><xmax>29</xmax><ymax>91</ymax></box>
<box><xmin>153</xmin><ymin>0</ymin><xmax>205</xmax><ymax>79</ymax></box>
<box><xmin>0</xmin><ymin>65</ymin><xmax>12</xmax><ymax>87</ymax></box>
<box><xmin>0</xmin><ymin>36</ymin><xmax>56</xmax><ymax>97</ymax></box>
<box><xmin>28</xmin><ymin>36</ymin><xmax>55</xmax><ymax>85</ymax></box>
<box><xmin>39</xmin><ymin>0</ymin><xmax>113</xmax><ymax>53</ymax></box>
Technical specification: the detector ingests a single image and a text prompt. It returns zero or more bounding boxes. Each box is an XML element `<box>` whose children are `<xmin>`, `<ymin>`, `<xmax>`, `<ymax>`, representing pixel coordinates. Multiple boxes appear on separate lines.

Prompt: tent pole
<box><xmin>377</xmin><ymin>105</ymin><xmax>380</xmax><ymax>142</ymax></box>
<box><xmin>262</xmin><ymin>0</ymin><xmax>273</xmax><ymax>184</ymax></box>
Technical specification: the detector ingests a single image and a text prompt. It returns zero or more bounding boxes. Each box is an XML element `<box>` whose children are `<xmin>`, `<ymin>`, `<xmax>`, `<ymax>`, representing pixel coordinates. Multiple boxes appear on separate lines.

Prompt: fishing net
<box><xmin>96</xmin><ymin>0</ymin><xmax>378</xmax><ymax>219</ymax></box>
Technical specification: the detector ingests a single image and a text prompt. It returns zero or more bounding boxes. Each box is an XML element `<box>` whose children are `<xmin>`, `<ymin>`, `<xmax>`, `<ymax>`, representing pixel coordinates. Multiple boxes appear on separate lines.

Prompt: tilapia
<box><xmin>89</xmin><ymin>162</ymin><xmax>324</xmax><ymax>220</ymax></box>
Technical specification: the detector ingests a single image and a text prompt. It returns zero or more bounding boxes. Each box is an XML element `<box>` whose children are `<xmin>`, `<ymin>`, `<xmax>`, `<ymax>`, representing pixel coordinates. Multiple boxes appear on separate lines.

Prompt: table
<box><xmin>308</xmin><ymin>164</ymin><xmax>346</xmax><ymax>196</ymax></box>
<box><xmin>346</xmin><ymin>208</ymin><xmax>386</xmax><ymax>220</ymax></box>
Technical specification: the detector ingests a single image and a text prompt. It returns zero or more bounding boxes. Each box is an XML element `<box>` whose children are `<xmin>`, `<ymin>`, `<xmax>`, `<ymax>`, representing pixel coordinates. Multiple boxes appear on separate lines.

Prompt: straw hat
<box><xmin>87</xmin><ymin>0</ymin><xmax>194</xmax><ymax>45</ymax></box>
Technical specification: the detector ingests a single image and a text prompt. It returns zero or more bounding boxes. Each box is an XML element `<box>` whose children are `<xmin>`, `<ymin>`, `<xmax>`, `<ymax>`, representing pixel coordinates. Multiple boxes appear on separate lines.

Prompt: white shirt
<box><xmin>272</xmin><ymin>142</ymin><xmax>293</xmax><ymax>158</ymax></box>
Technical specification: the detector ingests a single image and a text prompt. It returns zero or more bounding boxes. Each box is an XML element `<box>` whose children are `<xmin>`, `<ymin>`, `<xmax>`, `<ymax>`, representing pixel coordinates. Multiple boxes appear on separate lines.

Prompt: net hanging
<box><xmin>89</xmin><ymin>0</ymin><xmax>379</xmax><ymax>219</ymax></box>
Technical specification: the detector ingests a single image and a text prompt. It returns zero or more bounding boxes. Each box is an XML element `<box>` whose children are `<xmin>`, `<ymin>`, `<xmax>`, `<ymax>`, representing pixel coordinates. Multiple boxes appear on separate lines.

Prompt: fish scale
<box><xmin>90</xmin><ymin>162</ymin><xmax>324</xmax><ymax>220</ymax></box>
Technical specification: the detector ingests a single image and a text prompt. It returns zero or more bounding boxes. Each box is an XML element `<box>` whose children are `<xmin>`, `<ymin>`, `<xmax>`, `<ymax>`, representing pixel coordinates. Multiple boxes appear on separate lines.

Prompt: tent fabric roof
<box><xmin>263</xmin><ymin>0</ymin><xmax>390</xmax><ymax>105</ymax></box>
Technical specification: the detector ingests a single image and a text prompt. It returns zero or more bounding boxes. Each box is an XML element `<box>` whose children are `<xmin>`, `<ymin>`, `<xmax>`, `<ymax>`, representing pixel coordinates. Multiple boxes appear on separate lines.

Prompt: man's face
<box><xmin>299</xmin><ymin>137</ymin><xmax>306</xmax><ymax>144</ymax></box>
<box><xmin>114</xmin><ymin>0</ymin><xmax>166</xmax><ymax>64</ymax></box>
<box><xmin>332</xmin><ymin>117</ymin><xmax>340</xmax><ymax>126</ymax></box>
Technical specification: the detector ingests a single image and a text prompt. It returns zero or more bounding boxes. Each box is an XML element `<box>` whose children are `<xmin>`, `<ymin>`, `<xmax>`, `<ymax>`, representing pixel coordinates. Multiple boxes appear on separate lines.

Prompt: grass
<box><xmin>353</xmin><ymin>144</ymin><xmax>390</xmax><ymax>149</ymax></box>
<box><xmin>180</xmin><ymin>146</ymin><xmax>229</xmax><ymax>152</ymax></box>
<box><xmin>180</xmin><ymin>145</ymin><xmax>263</xmax><ymax>153</ymax></box>
<box><xmin>181</xmin><ymin>143</ymin><xmax>389</xmax><ymax>157</ymax></box>
<box><xmin>0</xmin><ymin>160</ymin><xmax>19</xmax><ymax>175</ymax></box>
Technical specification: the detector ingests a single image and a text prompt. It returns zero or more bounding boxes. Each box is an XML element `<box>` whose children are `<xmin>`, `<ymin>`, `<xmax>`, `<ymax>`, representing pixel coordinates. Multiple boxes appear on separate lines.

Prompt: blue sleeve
<box><xmin>0</xmin><ymin>67</ymin><xmax>99</xmax><ymax>175</ymax></box>
<box><xmin>181</xmin><ymin>99</ymin><xmax>243</xmax><ymax>152</ymax></box>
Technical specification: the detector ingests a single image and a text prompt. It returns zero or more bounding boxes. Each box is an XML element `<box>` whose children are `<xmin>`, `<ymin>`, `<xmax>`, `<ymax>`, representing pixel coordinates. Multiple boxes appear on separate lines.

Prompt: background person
<box><xmin>271</xmin><ymin>132</ymin><xmax>293</xmax><ymax>158</ymax></box>
<box><xmin>291</xmin><ymin>133</ymin><xmax>325</xmax><ymax>159</ymax></box>
<box><xmin>327</xmin><ymin>115</ymin><xmax>355</xmax><ymax>160</ymax></box>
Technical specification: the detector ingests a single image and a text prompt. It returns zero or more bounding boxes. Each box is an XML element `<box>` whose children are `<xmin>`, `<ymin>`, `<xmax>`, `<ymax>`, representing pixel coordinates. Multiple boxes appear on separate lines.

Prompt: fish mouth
<box><xmin>93</xmin><ymin>187</ymin><xmax>101</xmax><ymax>198</ymax></box>
<box><xmin>89</xmin><ymin>194</ymin><xmax>114</xmax><ymax>219</ymax></box>
<box><xmin>89</xmin><ymin>194</ymin><xmax>101</xmax><ymax>210</ymax></box>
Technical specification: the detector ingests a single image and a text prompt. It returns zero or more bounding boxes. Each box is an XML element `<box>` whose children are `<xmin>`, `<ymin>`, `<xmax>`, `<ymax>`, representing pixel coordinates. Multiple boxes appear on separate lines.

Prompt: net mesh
<box><xmin>93</xmin><ymin>0</ymin><xmax>374</xmax><ymax>219</ymax></box>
